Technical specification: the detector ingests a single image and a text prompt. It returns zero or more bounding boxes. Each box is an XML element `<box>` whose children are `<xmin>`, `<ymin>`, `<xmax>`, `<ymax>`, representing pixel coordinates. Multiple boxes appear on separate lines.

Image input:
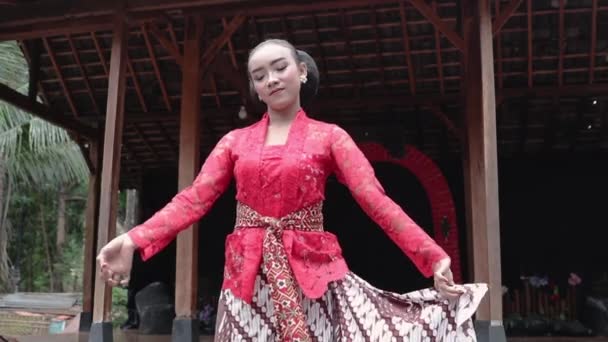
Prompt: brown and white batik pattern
<box><xmin>215</xmin><ymin>272</ymin><xmax>487</xmax><ymax>342</ymax></box>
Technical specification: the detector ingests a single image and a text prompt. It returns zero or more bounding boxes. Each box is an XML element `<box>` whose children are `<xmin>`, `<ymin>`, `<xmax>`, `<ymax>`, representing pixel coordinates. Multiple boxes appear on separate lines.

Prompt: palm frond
<box><xmin>0</xmin><ymin>41</ymin><xmax>28</xmax><ymax>91</ymax></box>
<box><xmin>9</xmin><ymin>142</ymin><xmax>88</xmax><ymax>189</ymax></box>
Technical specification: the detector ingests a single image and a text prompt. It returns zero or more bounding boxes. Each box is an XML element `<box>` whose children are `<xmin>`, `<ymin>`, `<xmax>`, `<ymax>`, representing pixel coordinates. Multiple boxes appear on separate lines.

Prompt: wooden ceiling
<box><xmin>1</xmin><ymin>0</ymin><xmax>608</xmax><ymax>187</ymax></box>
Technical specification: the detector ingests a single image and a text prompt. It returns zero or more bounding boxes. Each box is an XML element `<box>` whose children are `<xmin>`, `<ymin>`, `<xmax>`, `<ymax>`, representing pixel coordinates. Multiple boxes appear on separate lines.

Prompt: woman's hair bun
<box><xmin>297</xmin><ymin>49</ymin><xmax>319</xmax><ymax>106</ymax></box>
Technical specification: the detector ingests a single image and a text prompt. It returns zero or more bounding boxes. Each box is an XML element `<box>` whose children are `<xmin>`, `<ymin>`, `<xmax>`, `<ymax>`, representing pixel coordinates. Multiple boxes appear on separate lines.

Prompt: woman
<box><xmin>97</xmin><ymin>39</ymin><xmax>487</xmax><ymax>341</ymax></box>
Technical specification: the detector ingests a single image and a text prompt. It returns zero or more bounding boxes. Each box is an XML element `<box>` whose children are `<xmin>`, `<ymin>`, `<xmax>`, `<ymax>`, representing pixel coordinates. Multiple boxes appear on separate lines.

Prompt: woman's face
<box><xmin>248</xmin><ymin>43</ymin><xmax>307</xmax><ymax>112</ymax></box>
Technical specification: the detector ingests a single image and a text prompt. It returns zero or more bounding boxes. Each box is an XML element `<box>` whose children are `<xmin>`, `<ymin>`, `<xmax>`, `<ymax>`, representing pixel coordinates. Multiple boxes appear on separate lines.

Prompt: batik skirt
<box><xmin>215</xmin><ymin>271</ymin><xmax>487</xmax><ymax>341</ymax></box>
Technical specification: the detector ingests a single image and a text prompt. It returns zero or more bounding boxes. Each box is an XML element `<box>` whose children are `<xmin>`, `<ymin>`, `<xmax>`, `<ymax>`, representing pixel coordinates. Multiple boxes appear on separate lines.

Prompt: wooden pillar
<box><xmin>172</xmin><ymin>16</ymin><xmax>202</xmax><ymax>342</ymax></box>
<box><xmin>462</xmin><ymin>0</ymin><xmax>506</xmax><ymax>341</ymax></box>
<box><xmin>80</xmin><ymin>139</ymin><xmax>102</xmax><ymax>332</ymax></box>
<box><xmin>89</xmin><ymin>11</ymin><xmax>128</xmax><ymax>342</ymax></box>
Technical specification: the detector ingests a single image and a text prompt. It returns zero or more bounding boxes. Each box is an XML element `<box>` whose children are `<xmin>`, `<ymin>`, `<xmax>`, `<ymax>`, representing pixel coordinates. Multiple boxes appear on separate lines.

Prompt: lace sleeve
<box><xmin>330</xmin><ymin>126</ymin><xmax>447</xmax><ymax>277</ymax></box>
<box><xmin>128</xmin><ymin>130</ymin><xmax>237</xmax><ymax>260</ymax></box>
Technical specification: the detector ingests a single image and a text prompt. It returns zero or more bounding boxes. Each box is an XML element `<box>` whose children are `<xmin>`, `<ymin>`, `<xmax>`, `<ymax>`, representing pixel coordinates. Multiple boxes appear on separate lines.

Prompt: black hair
<box><xmin>247</xmin><ymin>39</ymin><xmax>319</xmax><ymax>108</ymax></box>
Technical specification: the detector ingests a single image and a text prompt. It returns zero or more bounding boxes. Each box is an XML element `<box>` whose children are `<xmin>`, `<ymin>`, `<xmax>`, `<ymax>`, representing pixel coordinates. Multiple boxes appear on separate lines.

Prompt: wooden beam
<box><xmin>527</xmin><ymin>0</ymin><xmax>533</xmax><ymax>88</ymax></box>
<box><xmin>157</xmin><ymin>122</ymin><xmax>179</xmax><ymax>154</ymax></box>
<box><xmin>92</xmin><ymin>11</ymin><xmax>128</xmax><ymax>325</ymax></box>
<box><xmin>495</xmin><ymin>0</ymin><xmax>504</xmax><ymax>89</ymax></box>
<box><xmin>500</xmin><ymin>84</ymin><xmax>608</xmax><ymax>97</ymax></box>
<box><xmin>432</xmin><ymin>1</ymin><xmax>444</xmax><ymax>95</ymax></box>
<box><xmin>200</xmin><ymin>14</ymin><xmax>246</xmax><ymax>76</ymax></box>
<box><xmin>67</xmin><ymin>35</ymin><xmax>101</xmax><ymax>114</ymax></box>
<box><xmin>462</xmin><ymin>0</ymin><xmax>504</xmax><ymax>334</ymax></box>
<box><xmin>147</xmin><ymin>22</ymin><xmax>184</xmax><ymax>66</ymax></box>
<box><xmin>492</xmin><ymin>0</ymin><xmax>523</xmax><ymax>36</ymax></box>
<box><xmin>80</xmin><ymin>139</ymin><xmax>101</xmax><ymax>332</ymax></box>
<box><xmin>127</xmin><ymin>56</ymin><xmax>149</xmax><ymax>113</ymax></box>
<box><xmin>210</xmin><ymin>74</ymin><xmax>222</xmax><ymax>108</ymax></box>
<box><xmin>222</xmin><ymin>18</ymin><xmax>239</xmax><ymax>69</ymax></box>
<box><xmin>174</xmin><ymin>15</ymin><xmax>201</xmax><ymax>322</ymax></box>
<box><xmin>311</xmin><ymin>15</ymin><xmax>331</xmax><ymax>95</ymax></box>
<box><xmin>399</xmin><ymin>2</ymin><xmax>416</xmax><ymax>95</ymax></box>
<box><xmin>91</xmin><ymin>32</ymin><xmax>109</xmax><ymax>76</ymax></box>
<box><xmin>558</xmin><ymin>0</ymin><xmax>565</xmax><ymax>86</ymax></box>
<box><xmin>132</xmin><ymin>124</ymin><xmax>161</xmax><ymax>160</ymax></box>
<box><xmin>142</xmin><ymin>25</ymin><xmax>173</xmax><ymax>112</ymax></box>
<box><xmin>371</xmin><ymin>6</ymin><xmax>386</xmax><ymax>87</ymax></box>
<box><xmin>427</xmin><ymin>104</ymin><xmax>462</xmax><ymax>142</ymax></box>
<box><xmin>42</xmin><ymin>37</ymin><xmax>79</xmax><ymax>117</ymax></box>
<box><xmin>340</xmin><ymin>9</ymin><xmax>360</xmax><ymax>98</ymax></box>
<box><xmin>0</xmin><ymin>82</ymin><xmax>96</xmax><ymax>138</ymax></box>
<box><xmin>0</xmin><ymin>16</ymin><xmax>115</xmax><ymax>41</ymax></box>
<box><xmin>1</xmin><ymin>0</ymin><xmax>400</xmax><ymax>33</ymax></box>
<box><xmin>589</xmin><ymin>0</ymin><xmax>598</xmax><ymax>84</ymax></box>
<box><xmin>407</xmin><ymin>0</ymin><xmax>465</xmax><ymax>52</ymax></box>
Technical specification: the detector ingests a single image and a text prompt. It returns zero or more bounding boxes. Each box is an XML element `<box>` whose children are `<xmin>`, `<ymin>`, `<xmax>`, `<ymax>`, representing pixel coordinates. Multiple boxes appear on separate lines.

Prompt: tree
<box><xmin>0</xmin><ymin>41</ymin><xmax>89</xmax><ymax>292</ymax></box>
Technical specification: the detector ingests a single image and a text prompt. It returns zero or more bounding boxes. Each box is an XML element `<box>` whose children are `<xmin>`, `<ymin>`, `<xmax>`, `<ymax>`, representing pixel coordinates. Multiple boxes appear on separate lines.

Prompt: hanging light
<box><xmin>238</xmin><ymin>105</ymin><xmax>247</xmax><ymax>120</ymax></box>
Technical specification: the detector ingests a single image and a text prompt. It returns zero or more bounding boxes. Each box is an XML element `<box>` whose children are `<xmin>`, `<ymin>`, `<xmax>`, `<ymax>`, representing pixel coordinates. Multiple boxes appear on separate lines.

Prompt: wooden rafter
<box><xmin>558</xmin><ymin>0</ymin><xmax>565</xmax><ymax>86</ymax></box>
<box><xmin>311</xmin><ymin>15</ymin><xmax>330</xmax><ymax>92</ymax></box>
<box><xmin>147</xmin><ymin>22</ymin><xmax>184</xmax><ymax>66</ymax></box>
<box><xmin>527</xmin><ymin>0</ymin><xmax>533</xmax><ymax>88</ymax></box>
<box><xmin>340</xmin><ymin>9</ymin><xmax>360</xmax><ymax>97</ymax></box>
<box><xmin>91</xmin><ymin>32</ymin><xmax>109</xmax><ymax>75</ymax></box>
<box><xmin>168</xmin><ymin>22</ymin><xmax>179</xmax><ymax>51</ymax></box>
<box><xmin>132</xmin><ymin>124</ymin><xmax>161</xmax><ymax>160</ymax></box>
<box><xmin>42</xmin><ymin>37</ymin><xmax>79</xmax><ymax>117</ymax></box>
<box><xmin>212</xmin><ymin>55</ymin><xmax>249</xmax><ymax>105</ymax></box>
<box><xmin>67</xmin><ymin>35</ymin><xmax>101</xmax><ymax>114</ymax></box>
<box><xmin>222</xmin><ymin>17</ymin><xmax>239</xmax><ymax>69</ymax></box>
<box><xmin>427</xmin><ymin>104</ymin><xmax>462</xmax><ymax>142</ymax></box>
<box><xmin>432</xmin><ymin>1</ymin><xmax>444</xmax><ymax>95</ymax></box>
<box><xmin>200</xmin><ymin>14</ymin><xmax>246</xmax><ymax>75</ymax></box>
<box><xmin>251</xmin><ymin>16</ymin><xmax>262</xmax><ymax>43</ymax></box>
<box><xmin>210</xmin><ymin>74</ymin><xmax>222</xmax><ymax>108</ymax></box>
<box><xmin>141</xmin><ymin>24</ymin><xmax>173</xmax><ymax>112</ymax></box>
<box><xmin>589</xmin><ymin>0</ymin><xmax>598</xmax><ymax>84</ymax></box>
<box><xmin>0</xmin><ymin>16</ymin><xmax>115</xmax><ymax>41</ymax></box>
<box><xmin>492</xmin><ymin>0</ymin><xmax>523</xmax><ymax>36</ymax></box>
<box><xmin>407</xmin><ymin>0</ymin><xmax>464</xmax><ymax>52</ymax></box>
<box><xmin>399</xmin><ymin>2</ymin><xmax>416</xmax><ymax>95</ymax></box>
<box><xmin>281</xmin><ymin>15</ymin><xmax>294</xmax><ymax>43</ymax></box>
<box><xmin>495</xmin><ymin>0</ymin><xmax>504</xmax><ymax>89</ymax></box>
<box><xmin>0</xmin><ymin>82</ymin><xmax>96</xmax><ymax>138</ymax></box>
<box><xmin>127</xmin><ymin>57</ymin><xmax>149</xmax><ymax>113</ymax></box>
<box><xmin>157</xmin><ymin>122</ymin><xmax>178</xmax><ymax>154</ymax></box>
<box><xmin>1</xmin><ymin>0</ymin><xmax>398</xmax><ymax>32</ymax></box>
<box><xmin>371</xmin><ymin>6</ymin><xmax>386</xmax><ymax>87</ymax></box>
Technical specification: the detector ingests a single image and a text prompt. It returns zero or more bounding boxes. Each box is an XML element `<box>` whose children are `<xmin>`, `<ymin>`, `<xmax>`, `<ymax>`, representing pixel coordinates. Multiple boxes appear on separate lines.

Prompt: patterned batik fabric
<box><xmin>262</xmin><ymin>222</ymin><xmax>312</xmax><ymax>341</ymax></box>
<box><xmin>215</xmin><ymin>272</ymin><xmax>488</xmax><ymax>342</ymax></box>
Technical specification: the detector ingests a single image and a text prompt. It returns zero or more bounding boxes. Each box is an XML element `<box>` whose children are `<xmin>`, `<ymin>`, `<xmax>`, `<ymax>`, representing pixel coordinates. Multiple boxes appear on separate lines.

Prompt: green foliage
<box><xmin>111</xmin><ymin>287</ymin><xmax>129</xmax><ymax>327</ymax></box>
<box><xmin>1</xmin><ymin>40</ymin><xmax>90</xmax><ymax>294</ymax></box>
<box><xmin>7</xmin><ymin>183</ymin><xmax>87</xmax><ymax>292</ymax></box>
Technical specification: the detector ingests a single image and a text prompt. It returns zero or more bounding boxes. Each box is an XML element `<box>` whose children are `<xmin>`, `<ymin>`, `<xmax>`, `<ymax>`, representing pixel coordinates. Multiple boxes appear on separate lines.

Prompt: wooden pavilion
<box><xmin>1</xmin><ymin>0</ymin><xmax>607</xmax><ymax>341</ymax></box>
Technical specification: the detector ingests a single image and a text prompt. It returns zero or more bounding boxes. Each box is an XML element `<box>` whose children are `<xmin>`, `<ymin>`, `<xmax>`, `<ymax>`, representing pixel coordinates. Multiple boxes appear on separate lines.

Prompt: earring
<box><xmin>300</xmin><ymin>75</ymin><xmax>308</xmax><ymax>84</ymax></box>
<box><xmin>258</xmin><ymin>95</ymin><xmax>262</xmax><ymax>101</ymax></box>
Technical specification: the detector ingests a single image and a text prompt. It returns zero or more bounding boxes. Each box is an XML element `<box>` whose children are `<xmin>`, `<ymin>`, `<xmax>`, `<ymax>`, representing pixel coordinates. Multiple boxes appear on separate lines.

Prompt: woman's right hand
<box><xmin>96</xmin><ymin>233</ymin><xmax>137</xmax><ymax>287</ymax></box>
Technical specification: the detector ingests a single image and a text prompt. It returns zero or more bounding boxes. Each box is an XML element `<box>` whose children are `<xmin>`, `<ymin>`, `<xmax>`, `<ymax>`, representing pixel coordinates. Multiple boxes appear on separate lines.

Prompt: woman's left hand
<box><xmin>433</xmin><ymin>257</ymin><xmax>464</xmax><ymax>299</ymax></box>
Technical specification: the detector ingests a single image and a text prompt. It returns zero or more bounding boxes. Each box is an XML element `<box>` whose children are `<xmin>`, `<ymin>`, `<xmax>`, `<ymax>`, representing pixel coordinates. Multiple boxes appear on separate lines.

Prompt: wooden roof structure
<box><xmin>1</xmin><ymin>1</ymin><xmax>607</xmax><ymax>341</ymax></box>
<box><xmin>2</xmin><ymin>0</ymin><xmax>608</xmax><ymax>188</ymax></box>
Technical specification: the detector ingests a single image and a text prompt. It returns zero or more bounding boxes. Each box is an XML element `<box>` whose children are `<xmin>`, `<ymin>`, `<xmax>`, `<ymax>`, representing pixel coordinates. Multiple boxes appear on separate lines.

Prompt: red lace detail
<box><xmin>128</xmin><ymin>110</ymin><xmax>448</xmax><ymax>304</ymax></box>
<box><xmin>330</xmin><ymin>126</ymin><xmax>448</xmax><ymax>276</ymax></box>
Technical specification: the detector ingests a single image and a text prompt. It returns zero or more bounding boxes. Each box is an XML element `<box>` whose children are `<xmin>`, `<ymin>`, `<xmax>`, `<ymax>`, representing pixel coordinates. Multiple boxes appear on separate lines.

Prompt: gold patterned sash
<box><xmin>234</xmin><ymin>202</ymin><xmax>324</xmax><ymax>342</ymax></box>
